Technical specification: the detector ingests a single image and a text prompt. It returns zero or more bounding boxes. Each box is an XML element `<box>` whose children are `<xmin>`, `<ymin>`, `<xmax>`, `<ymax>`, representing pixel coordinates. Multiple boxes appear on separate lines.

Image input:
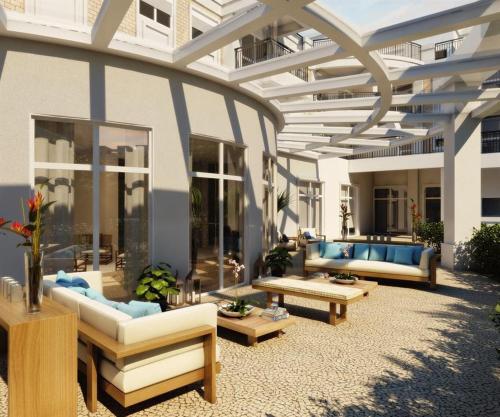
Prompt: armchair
<box><xmin>297</xmin><ymin>227</ymin><xmax>326</xmax><ymax>247</ymax></box>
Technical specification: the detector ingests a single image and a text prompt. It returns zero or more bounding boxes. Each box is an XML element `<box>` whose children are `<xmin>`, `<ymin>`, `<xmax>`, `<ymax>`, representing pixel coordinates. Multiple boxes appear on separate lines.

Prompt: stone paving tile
<box><xmin>1</xmin><ymin>268</ymin><xmax>499</xmax><ymax>416</ymax></box>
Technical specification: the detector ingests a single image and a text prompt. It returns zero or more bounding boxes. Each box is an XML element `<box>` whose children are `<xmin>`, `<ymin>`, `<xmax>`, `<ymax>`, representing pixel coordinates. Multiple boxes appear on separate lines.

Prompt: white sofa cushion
<box><xmin>419</xmin><ymin>247</ymin><xmax>434</xmax><ymax>270</ymax></box>
<box><xmin>117</xmin><ymin>303</ymin><xmax>218</xmax><ymax>345</ymax></box>
<box><xmin>253</xmin><ymin>277</ymin><xmax>363</xmax><ymax>300</ymax></box>
<box><xmin>79</xmin><ymin>300</ymin><xmax>132</xmax><ymax>340</ymax></box>
<box><xmin>51</xmin><ymin>287</ymin><xmax>99</xmax><ymax>318</ymax></box>
<box><xmin>305</xmin><ymin>258</ymin><xmax>429</xmax><ymax>277</ymax></box>
<box><xmin>77</xmin><ymin>342</ymin><xmax>220</xmax><ymax>394</ymax></box>
<box><xmin>43</xmin><ymin>271</ymin><xmax>103</xmax><ymax>294</ymax></box>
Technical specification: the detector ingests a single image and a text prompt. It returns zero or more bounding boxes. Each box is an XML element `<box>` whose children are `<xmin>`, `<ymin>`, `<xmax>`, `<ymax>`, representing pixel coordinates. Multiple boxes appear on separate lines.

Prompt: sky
<box><xmin>316</xmin><ymin>0</ymin><xmax>477</xmax><ymax>32</ymax></box>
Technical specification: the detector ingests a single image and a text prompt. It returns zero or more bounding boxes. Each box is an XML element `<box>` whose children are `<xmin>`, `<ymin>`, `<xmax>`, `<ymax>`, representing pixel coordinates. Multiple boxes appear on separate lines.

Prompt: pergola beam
<box><xmin>282</xmin><ymin>124</ymin><xmax>429</xmax><ymax>137</ymax></box>
<box><xmin>91</xmin><ymin>0</ymin><xmax>133</xmax><ymax>48</ymax></box>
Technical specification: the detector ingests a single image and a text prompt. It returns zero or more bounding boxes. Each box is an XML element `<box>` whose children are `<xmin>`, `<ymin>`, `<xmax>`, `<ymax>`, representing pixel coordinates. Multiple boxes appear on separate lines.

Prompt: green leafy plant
<box><xmin>265</xmin><ymin>247</ymin><xmax>293</xmax><ymax>277</ymax></box>
<box><xmin>225</xmin><ymin>299</ymin><xmax>253</xmax><ymax>316</ymax></box>
<box><xmin>468</xmin><ymin>224</ymin><xmax>500</xmax><ymax>277</ymax></box>
<box><xmin>416</xmin><ymin>221</ymin><xmax>444</xmax><ymax>253</ymax></box>
<box><xmin>277</xmin><ymin>189</ymin><xmax>291</xmax><ymax>213</ymax></box>
<box><xmin>136</xmin><ymin>263</ymin><xmax>179</xmax><ymax>302</ymax></box>
<box><xmin>491</xmin><ymin>302</ymin><xmax>500</xmax><ymax>358</ymax></box>
<box><xmin>333</xmin><ymin>272</ymin><xmax>357</xmax><ymax>281</ymax></box>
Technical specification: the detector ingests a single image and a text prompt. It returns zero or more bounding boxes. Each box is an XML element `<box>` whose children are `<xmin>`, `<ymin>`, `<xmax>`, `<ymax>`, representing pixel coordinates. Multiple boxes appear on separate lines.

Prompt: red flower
<box><xmin>27</xmin><ymin>192</ymin><xmax>43</xmax><ymax>213</ymax></box>
<box><xmin>11</xmin><ymin>221</ymin><xmax>31</xmax><ymax>238</ymax></box>
<box><xmin>0</xmin><ymin>217</ymin><xmax>7</xmax><ymax>227</ymax></box>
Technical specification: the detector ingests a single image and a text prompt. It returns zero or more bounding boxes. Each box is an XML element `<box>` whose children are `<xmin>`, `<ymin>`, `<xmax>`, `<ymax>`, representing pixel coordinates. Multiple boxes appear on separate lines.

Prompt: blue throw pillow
<box><xmin>412</xmin><ymin>246</ymin><xmax>423</xmax><ymax>265</ymax></box>
<box><xmin>353</xmin><ymin>244</ymin><xmax>370</xmax><ymax>260</ymax></box>
<box><xmin>369</xmin><ymin>245</ymin><xmax>387</xmax><ymax>261</ymax></box>
<box><xmin>55</xmin><ymin>270</ymin><xmax>90</xmax><ymax>289</ymax></box>
<box><xmin>386</xmin><ymin>246</ymin><xmax>396</xmax><ymax>262</ymax></box>
<box><xmin>67</xmin><ymin>286</ymin><xmax>86</xmax><ymax>295</ymax></box>
<box><xmin>319</xmin><ymin>241</ymin><xmax>327</xmax><ymax>257</ymax></box>
<box><xmin>322</xmin><ymin>243</ymin><xmax>344</xmax><ymax>259</ymax></box>
<box><xmin>129</xmin><ymin>300</ymin><xmax>162</xmax><ymax>315</ymax></box>
<box><xmin>394</xmin><ymin>247</ymin><xmax>415</xmax><ymax>265</ymax></box>
<box><xmin>85</xmin><ymin>288</ymin><xmax>108</xmax><ymax>303</ymax></box>
<box><xmin>116</xmin><ymin>302</ymin><xmax>148</xmax><ymax>319</ymax></box>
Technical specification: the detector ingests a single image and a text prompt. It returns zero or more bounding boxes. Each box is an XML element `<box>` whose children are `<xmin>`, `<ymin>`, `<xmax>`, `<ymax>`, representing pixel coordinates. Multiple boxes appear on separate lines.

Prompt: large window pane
<box><xmin>99</xmin><ymin>126</ymin><xmax>149</xmax><ymax>168</ymax></box>
<box><xmin>224</xmin><ymin>144</ymin><xmax>244</xmax><ymax>176</ymax></box>
<box><xmin>426</xmin><ymin>199</ymin><xmax>441</xmax><ymax>222</ymax></box>
<box><xmin>100</xmin><ymin>172</ymin><xmax>149</xmax><ymax>292</ymax></box>
<box><xmin>190</xmin><ymin>138</ymin><xmax>219</xmax><ymax>173</ymax></box>
<box><xmin>191</xmin><ymin>177</ymin><xmax>219</xmax><ymax>292</ymax></box>
<box><xmin>35</xmin><ymin>120</ymin><xmax>92</xmax><ymax>164</ymax></box>
<box><xmin>299</xmin><ymin>197</ymin><xmax>308</xmax><ymax>228</ymax></box>
<box><xmin>223</xmin><ymin>180</ymin><xmax>244</xmax><ymax>288</ymax></box>
<box><xmin>35</xmin><ymin>169</ymin><xmax>93</xmax><ymax>274</ymax></box>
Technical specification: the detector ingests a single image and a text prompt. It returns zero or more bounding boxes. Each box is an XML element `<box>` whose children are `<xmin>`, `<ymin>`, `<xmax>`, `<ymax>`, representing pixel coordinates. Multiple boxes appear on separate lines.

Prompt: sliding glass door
<box><xmin>190</xmin><ymin>138</ymin><xmax>245</xmax><ymax>293</ymax></box>
<box><xmin>298</xmin><ymin>180</ymin><xmax>323</xmax><ymax>231</ymax></box>
<box><xmin>374</xmin><ymin>187</ymin><xmax>408</xmax><ymax>234</ymax></box>
<box><xmin>34</xmin><ymin>119</ymin><xmax>150</xmax><ymax>293</ymax></box>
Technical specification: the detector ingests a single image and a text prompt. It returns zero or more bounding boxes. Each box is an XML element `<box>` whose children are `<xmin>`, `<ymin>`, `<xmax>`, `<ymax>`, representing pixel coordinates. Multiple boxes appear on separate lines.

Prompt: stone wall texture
<box><xmin>0</xmin><ymin>0</ymin><xmax>24</xmax><ymax>12</ymax></box>
<box><xmin>175</xmin><ymin>0</ymin><xmax>191</xmax><ymax>47</ymax></box>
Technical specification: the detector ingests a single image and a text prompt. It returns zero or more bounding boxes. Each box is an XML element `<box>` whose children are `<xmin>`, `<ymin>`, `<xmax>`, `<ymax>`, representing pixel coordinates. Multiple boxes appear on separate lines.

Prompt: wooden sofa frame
<box><xmin>304</xmin><ymin>245</ymin><xmax>438</xmax><ymax>289</ymax></box>
<box><xmin>78</xmin><ymin>321</ymin><xmax>220</xmax><ymax>412</ymax></box>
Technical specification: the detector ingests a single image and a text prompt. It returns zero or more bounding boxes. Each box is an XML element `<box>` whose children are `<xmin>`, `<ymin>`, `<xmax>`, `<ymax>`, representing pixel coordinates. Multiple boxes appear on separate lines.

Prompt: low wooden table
<box><xmin>307</xmin><ymin>276</ymin><xmax>378</xmax><ymax>296</ymax></box>
<box><xmin>217</xmin><ymin>307</ymin><xmax>295</xmax><ymax>346</ymax></box>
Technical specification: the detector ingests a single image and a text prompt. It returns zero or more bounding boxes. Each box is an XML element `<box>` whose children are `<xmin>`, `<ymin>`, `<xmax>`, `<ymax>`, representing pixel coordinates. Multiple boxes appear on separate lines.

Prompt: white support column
<box><xmin>441</xmin><ymin>112</ymin><xmax>482</xmax><ymax>270</ymax></box>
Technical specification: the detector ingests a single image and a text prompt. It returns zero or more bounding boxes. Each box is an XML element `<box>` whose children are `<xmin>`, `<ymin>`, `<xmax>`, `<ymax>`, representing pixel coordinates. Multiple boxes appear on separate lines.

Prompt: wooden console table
<box><xmin>0</xmin><ymin>295</ymin><xmax>77</xmax><ymax>417</ymax></box>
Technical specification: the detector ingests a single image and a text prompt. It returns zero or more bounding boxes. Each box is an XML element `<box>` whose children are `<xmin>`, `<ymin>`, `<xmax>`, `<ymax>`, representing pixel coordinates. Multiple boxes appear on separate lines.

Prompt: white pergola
<box><xmin>1</xmin><ymin>0</ymin><xmax>500</xmax><ymax>159</ymax></box>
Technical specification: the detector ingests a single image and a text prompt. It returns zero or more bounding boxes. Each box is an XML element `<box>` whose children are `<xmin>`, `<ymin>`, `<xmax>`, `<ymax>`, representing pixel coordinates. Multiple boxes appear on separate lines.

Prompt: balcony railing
<box><xmin>346</xmin><ymin>132</ymin><xmax>500</xmax><ymax>160</ymax></box>
<box><xmin>483</xmin><ymin>71</ymin><xmax>500</xmax><ymax>88</ymax></box>
<box><xmin>234</xmin><ymin>38</ymin><xmax>308</xmax><ymax>81</ymax></box>
<box><xmin>312</xmin><ymin>38</ymin><xmax>422</xmax><ymax>60</ymax></box>
<box><xmin>435</xmin><ymin>38</ymin><xmax>464</xmax><ymax>60</ymax></box>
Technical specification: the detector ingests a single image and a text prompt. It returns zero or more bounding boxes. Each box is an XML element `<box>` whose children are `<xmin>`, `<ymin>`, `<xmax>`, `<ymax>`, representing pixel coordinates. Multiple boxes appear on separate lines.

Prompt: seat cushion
<box><xmin>305</xmin><ymin>258</ymin><xmax>429</xmax><ymax>278</ymax></box>
<box><xmin>386</xmin><ymin>245</ymin><xmax>397</xmax><ymax>262</ymax></box>
<box><xmin>78</xmin><ymin>340</ymin><xmax>221</xmax><ymax>394</ymax></box>
<box><xmin>253</xmin><ymin>277</ymin><xmax>363</xmax><ymax>300</ymax></box>
<box><xmin>51</xmin><ymin>287</ymin><xmax>99</xmax><ymax>318</ymax></box>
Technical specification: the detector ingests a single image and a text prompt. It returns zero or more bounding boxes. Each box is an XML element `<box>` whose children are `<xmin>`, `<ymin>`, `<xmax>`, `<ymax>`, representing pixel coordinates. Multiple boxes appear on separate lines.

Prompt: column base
<box><xmin>441</xmin><ymin>243</ymin><xmax>471</xmax><ymax>271</ymax></box>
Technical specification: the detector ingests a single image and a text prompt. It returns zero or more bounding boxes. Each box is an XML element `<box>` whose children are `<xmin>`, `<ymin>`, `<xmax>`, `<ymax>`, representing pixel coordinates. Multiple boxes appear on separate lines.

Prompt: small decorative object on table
<box><xmin>135</xmin><ymin>262</ymin><xmax>180</xmax><ymax>311</ymax></box>
<box><xmin>218</xmin><ymin>260</ymin><xmax>254</xmax><ymax>318</ymax></box>
<box><xmin>261</xmin><ymin>303</ymin><xmax>289</xmax><ymax>321</ymax></box>
<box><xmin>330</xmin><ymin>272</ymin><xmax>358</xmax><ymax>285</ymax></box>
<box><xmin>0</xmin><ymin>191</ymin><xmax>54</xmax><ymax>313</ymax></box>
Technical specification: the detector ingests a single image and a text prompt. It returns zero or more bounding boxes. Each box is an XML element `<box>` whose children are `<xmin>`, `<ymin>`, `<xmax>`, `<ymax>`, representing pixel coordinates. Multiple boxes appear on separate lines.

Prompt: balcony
<box><xmin>312</xmin><ymin>38</ymin><xmax>422</xmax><ymax>60</ymax></box>
<box><xmin>346</xmin><ymin>132</ymin><xmax>500</xmax><ymax>160</ymax></box>
<box><xmin>434</xmin><ymin>38</ymin><xmax>464</xmax><ymax>60</ymax></box>
<box><xmin>234</xmin><ymin>38</ymin><xmax>309</xmax><ymax>81</ymax></box>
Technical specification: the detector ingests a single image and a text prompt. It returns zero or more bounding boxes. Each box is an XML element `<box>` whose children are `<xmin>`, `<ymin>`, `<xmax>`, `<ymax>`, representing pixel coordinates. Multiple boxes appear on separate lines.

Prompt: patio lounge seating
<box><xmin>304</xmin><ymin>242</ymin><xmax>437</xmax><ymax>288</ymax></box>
<box><xmin>43</xmin><ymin>272</ymin><xmax>220</xmax><ymax>411</ymax></box>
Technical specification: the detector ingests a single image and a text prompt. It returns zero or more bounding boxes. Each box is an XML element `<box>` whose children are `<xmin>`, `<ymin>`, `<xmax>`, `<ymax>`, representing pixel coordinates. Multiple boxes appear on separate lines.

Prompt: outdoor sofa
<box><xmin>43</xmin><ymin>271</ymin><xmax>220</xmax><ymax>412</ymax></box>
<box><xmin>304</xmin><ymin>242</ymin><xmax>437</xmax><ymax>288</ymax></box>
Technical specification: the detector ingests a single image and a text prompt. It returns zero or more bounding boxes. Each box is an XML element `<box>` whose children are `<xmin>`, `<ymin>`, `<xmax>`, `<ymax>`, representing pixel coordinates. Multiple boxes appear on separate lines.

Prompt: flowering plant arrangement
<box><xmin>221</xmin><ymin>259</ymin><xmax>253</xmax><ymax>317</ymax></box>
<box><xmin>0</xmin><ymin>191</ymin><xmax>54</xmax><ymax>312</ymax></box>
<box><xmin>410</xmin><ymin>198</ymin><xmax>422</xmax><ymax>242</ymax></box>
<box><xmin>339</xmin><ymin>203</ymin><xmax>352</xmax><ymax>240</ymax></box>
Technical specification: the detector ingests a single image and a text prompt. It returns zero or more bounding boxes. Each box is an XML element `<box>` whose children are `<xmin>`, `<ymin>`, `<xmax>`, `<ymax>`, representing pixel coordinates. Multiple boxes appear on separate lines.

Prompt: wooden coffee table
<box><xmin>307</xmin><ymin>276</ymin><xmax>378</xmax><ymax>296</ymax></box>
<box><xmin>217</xmin><ymin>307</ymin><xmax>295</xmax><ymax>346</ymax></box>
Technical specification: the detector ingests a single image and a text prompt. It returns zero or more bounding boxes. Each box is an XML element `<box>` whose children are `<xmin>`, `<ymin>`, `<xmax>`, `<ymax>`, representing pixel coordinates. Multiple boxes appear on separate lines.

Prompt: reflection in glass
<box><xmin>191</xmin><ymin>177</ymin><xmax>219</xmax><ymax>292</ymax></box>
<box><xmin>99</xmin><ymin>126</ymin><xmax>149</xmax><ymax>168</ymax></box>
<box><xmin>35</xmin><ymin>120</ymin><xmax>92</xmax><ymax>164</ymax></box>
<box><xmin>100</xmin><ymin>172</ymin><xmax>149</xmax><ymax>291</ymax></box>
<box><xmin>190</xmin><ymin>138</ymin><xmax>219</xmax><ymax>173</ymax></box>
<box><xmin>224</xmin><ymin>144</ymin><xmax>244</xmax><ymax>176</ymax></box>
<box><xmin>223</xmin><ymin>180</ymin><xmax>244</xmax><ymax>288</ymax></box>
<box><xmin>35</xmin><ymin>169</ymin><xmax>93</xmax><ymax>274</ymax></box>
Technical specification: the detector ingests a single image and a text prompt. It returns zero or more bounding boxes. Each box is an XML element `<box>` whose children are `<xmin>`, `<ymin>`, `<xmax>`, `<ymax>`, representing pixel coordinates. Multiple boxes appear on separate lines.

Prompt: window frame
<box><xmin>423</xmin><ymin>185</ymin><xmax>441</xmax><ymax>223</ymax></box>
<box><xmin>297</xmin><ymin>179</ymin><xmax>324</xmax><ymax>232</ymax></box>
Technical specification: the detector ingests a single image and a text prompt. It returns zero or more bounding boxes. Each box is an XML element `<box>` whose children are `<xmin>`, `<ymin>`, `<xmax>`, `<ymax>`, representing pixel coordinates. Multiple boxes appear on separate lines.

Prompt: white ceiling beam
<box><xmin>229</xmin><ymin>44</ymin><xmax>346</xmax><ymax>83</ymax></box>
<box><xmin>277</xmin><ymin>148</ymin><xmax>321</xmax><ymax>159</ymax></box>
<box><xmin>278</xmin><ymin>88</ymin><xmax>500</xmax><ymax>112</ymax></box>
<box><xmin>277</xmin><ymin>133</ymin><xmax>331</xmax><ymax>144</ymax></box>
<box><xmin>91</xmin><ymin>0</ymin><xmax>134</xmax><ymax>48</ymax></box>
<box><xmin>362</xmin><ymin>0</ymin><xmax>500</xmax><ymax>50</ymax></box>
<box><xmin>471</xmin><ymin>99</ymin><xmax>500</xmax><ymax>118</ymax></box>
<box><xmin>174</xmin><ymin>0</ymin><xmax>314</xmax><ymax>66</ymax></box>
<box><xmin>282</xmin><ymin>124</ymin><xmax>429</xmax><ymax>137</ymax></box>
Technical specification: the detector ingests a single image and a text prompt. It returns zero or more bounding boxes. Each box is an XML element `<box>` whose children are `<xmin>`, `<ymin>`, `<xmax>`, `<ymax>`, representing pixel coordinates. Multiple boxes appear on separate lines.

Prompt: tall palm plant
<box><xmin>277</xmin><ymin>189</ymin><xmax>291</xmax><ymax>213</ymax></box>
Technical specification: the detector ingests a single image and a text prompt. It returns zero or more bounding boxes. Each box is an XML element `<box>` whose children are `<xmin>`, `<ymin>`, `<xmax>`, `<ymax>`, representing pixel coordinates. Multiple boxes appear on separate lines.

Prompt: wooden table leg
<box><xmin>278</xmin><ymin>293</ymin><xmax>285</xmax><ymax>307</ymax></box>
<box><xmin>203</xmin><ymin>328</ymin><xmax>217</xmax><ymax>404</ymax></box>
<box><xmin>247</xmin><ymin>335</ymin><xmax>258</xmax><ymax>346</ymax></box>
<box><xmin>266</xmin><ymin>292</ymin><xmax>273</xmax><ymax>307</ymax></box>
<box><xmin>86</xmin><ymin>341</ymin><xmax>98</xmax><ymax>413</ymax></box>
<box><xmin>329</xmin><ymin>303</ymin><xmax>347</xmax><ymax>325</ymax></box>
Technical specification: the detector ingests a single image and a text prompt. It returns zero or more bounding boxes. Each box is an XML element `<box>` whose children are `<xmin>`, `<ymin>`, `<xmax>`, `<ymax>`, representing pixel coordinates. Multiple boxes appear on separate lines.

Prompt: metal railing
<box><xmin>234</xmin><ymin>38</ymin><xmax>308</xmax><ymax>81</ymax></box>
<box><xmin>346</xmin><ymin>132</ymin><xmax>500</xmax><ymax>159</ymax></box>
<box><xmin>434</xmin><ymin>37</ymin><xmax>464</xmax><ymax>60</ymax></box>
<box><xmin>483</xmin><ymin>71</ymin><xmax>500</xmax><ymax>88</ymax></box>
<box><xmin>313</xmin><ymin>92</ymin><xmax>379</xmax><ymax>100</ymax></box>
<box><xmin>312</xmin><ymin>38</ymin><xmax>422</xmax><ymax>60</ymax></box>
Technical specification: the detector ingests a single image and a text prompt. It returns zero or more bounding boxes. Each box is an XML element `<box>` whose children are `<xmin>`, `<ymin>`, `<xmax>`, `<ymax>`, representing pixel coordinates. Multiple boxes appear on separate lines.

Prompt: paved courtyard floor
<box><xmin>1</xmin><ymin>268</ymin><xmax>499</xmax><ymax>416</ymax></box>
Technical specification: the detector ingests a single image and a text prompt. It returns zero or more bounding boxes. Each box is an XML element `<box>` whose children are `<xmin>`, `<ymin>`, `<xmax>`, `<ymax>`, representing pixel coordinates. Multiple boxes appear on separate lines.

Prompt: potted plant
<box><xmin>0</xmin><ymin>191</ymin><xmax>54</xmax><ymax>313</ymax></box>
<box><xmin>135</xmin><ymin>262</ymin><xmax>180</xmax><ymax>311</ymax></box>
<box><xmin>331</xmin><ymin>271</ymin><xmax>358</xmax><ymax>284</ymax></box>
<box><xmin>219</xmin><ymin>259</ymin><xmax>254</xmax><ymax>318</ymax></box>
<box><xmin>265</xmin><ymin>247</ymin><xmax>293</xmax><ymax>277</ymax></box>
<box><xmin>339</xmin><ymin>203</ymin><xmax>351</xmax><ymax>241</ymax></box>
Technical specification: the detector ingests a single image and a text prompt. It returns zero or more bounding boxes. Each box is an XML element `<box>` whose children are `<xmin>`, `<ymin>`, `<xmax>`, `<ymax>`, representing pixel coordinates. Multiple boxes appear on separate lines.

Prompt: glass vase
<box><xmin>25</xmin><ymin>251</ymin><xmax>44</xmax><ymax>314</ymax></box>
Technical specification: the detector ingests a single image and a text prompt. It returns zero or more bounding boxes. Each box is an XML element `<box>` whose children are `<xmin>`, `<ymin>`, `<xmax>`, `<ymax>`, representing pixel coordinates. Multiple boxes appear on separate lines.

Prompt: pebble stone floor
<box><xmin>1</xmin><ymin>268</ymin><xmax>499</xmax><ymax>417</ymax></box>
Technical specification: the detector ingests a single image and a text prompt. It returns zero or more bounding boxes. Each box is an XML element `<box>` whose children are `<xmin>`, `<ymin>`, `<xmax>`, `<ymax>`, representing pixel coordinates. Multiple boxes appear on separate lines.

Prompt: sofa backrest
<box><xmin>43</xmin><ymin>270</ymin><xmax>103</xmax><ymax>294</ymax></box>
<box><xmin>118</xmin><ymin>303</ymin><xmax>218</xmax><ymax>345</ymax></box>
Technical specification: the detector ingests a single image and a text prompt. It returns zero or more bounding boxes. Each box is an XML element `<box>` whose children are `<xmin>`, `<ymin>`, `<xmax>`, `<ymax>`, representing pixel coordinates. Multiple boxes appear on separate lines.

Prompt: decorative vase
<box><xmin>341</xmin><ymin>225</ymin><xmax>348</xmax><ymax>241</ymax></box>
<box><xmin>411</xmin><ymin>228</ymin><xmax>417</xmax><ymax>243</ymax></box>
<box><xmin>24</xmin><ymin>251</ymin><xmax>44</xmax><ymax>313</ymax></box>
